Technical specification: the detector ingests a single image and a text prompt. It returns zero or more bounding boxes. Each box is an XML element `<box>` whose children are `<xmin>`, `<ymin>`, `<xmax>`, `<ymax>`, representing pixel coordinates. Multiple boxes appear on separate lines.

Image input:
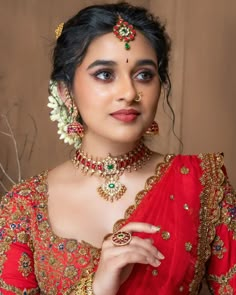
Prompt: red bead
<box><xmin>98</xmin><ymin>165</ymin><xmax>103</xmax><ymax>170</ymax></box>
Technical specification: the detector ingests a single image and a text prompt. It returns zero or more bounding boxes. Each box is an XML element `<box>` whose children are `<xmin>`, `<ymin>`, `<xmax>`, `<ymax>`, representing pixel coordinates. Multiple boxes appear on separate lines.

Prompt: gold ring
<box><xmin>134</xmin><ymin>92</ymin><xmax>142</xmax><ymax>102</ymax></box>
<box><xmin>111</xmin><ymin>231</ymin><xmax>132</xmax><ymax>246</ymax></box>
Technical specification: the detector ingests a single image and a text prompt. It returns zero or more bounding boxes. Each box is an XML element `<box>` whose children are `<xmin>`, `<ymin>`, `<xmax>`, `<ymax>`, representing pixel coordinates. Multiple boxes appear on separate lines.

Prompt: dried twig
<box><xmin>1</xmin><ymin>114</ymin><xmax>21</xmax><ymax>182</ymax></box>
<box><xmin>0</xmin><ymin>179</ymin><xmax>9</xmax><ymax>193</ymax></box>
<box><xmin>0</xmin><ymin>162</ymin><xmax>15</xmax><ymax>185</ymax></box>
<box><xmin>0</xmin><ymin>131</ymin><xmax>11</xmax><ymax>137</ymax></box>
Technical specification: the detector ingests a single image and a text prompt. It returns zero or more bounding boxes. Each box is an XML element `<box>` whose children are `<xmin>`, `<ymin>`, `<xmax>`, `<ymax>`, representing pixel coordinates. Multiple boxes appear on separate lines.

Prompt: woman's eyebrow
<box><xmin>86</xmin><ymin>59</ymin><xmax>157</xmax><ymax>70</ymax></box>
<box><xmin>135</xmin><ymin>59</ymin><xmax>158</xmax><ymax>69</ymax></box>
<box><xmin>87</xmin><ymin>60</ymin><xmax>117</xmax><ymax>70</ymax></box>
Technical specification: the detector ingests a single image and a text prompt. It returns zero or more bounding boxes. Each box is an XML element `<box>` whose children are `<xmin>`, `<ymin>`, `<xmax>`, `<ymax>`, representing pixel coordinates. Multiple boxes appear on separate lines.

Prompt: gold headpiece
<box><xmin>55</xmin><ymin>22</ymin><xmax>64</xmax><ymax>40</ymax></box>
<box><xmin>113</xmin><ymin>15</ymin><xmax>136</xmax><ymax>50</ymax></box>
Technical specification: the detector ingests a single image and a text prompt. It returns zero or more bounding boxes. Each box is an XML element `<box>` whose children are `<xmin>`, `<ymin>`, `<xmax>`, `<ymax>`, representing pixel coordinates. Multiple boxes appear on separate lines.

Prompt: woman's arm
<box><xmin>206</xmin><ymin>178</ymin><xmax>236</xmax><ymax>294</ymax></box>
<box><xmin>0</xmin><ymin>188</ymin><xmax>39</xmax><ymax>294</ymax></box>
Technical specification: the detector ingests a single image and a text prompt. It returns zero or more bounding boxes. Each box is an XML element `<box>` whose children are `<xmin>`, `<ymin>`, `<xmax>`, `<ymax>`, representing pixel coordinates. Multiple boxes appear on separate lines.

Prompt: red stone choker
<box><xmin>72</xmin><ymin>142</ymin><xmax>152</xmax><ymax>202</ymax></box>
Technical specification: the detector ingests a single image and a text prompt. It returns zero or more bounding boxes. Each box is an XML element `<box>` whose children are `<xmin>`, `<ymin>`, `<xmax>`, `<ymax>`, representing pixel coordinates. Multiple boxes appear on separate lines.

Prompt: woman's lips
<box><xmin>110</xmin><ymin>109</ymin><xmax>140</xmax><ymax>122</ymax></box>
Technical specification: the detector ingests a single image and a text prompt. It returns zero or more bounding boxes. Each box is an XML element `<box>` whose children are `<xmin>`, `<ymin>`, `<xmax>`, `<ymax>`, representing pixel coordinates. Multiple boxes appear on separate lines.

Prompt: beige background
<box><xmin>0</xmin><ymin>1</ymin><xmax>235</xmax><ymax>293</ymax></box>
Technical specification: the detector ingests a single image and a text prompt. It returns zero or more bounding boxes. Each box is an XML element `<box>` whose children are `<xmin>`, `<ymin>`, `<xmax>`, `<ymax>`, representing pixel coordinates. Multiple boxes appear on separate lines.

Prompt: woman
<box><xmin>0</xmin><ymin>2</ymin><xmax>235</xmax><ymax>295</ymax></box>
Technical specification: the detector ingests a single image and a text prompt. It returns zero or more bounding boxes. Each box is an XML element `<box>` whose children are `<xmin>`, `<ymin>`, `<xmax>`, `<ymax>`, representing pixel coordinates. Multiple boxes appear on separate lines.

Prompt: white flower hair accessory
<box><xmin>47</xmin><ymin>80</ymin><xmax>83</xmax><ymax>149</ymax></box>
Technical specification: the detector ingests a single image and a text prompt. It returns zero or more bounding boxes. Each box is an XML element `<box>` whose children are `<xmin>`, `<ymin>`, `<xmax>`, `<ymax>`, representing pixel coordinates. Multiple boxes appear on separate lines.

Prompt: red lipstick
<box><xmin>110</xmin><ymin>109</ymin><xmax>140</xmax><ymax>122</ymax></box>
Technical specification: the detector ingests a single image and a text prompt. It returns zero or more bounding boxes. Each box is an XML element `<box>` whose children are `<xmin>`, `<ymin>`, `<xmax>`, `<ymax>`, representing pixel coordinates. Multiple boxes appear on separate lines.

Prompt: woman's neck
<box><xmin>80</xmin><ymin>134</ymin><xmax>141</xmax><ymax>158</ymax></box>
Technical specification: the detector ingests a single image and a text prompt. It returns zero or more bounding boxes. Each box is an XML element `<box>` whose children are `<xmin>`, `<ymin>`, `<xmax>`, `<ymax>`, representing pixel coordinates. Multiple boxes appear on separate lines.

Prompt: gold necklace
<box><xmin>72</xmin><ymin>142</ymin><xmax>152</xmax><ymax>202</ymax></box>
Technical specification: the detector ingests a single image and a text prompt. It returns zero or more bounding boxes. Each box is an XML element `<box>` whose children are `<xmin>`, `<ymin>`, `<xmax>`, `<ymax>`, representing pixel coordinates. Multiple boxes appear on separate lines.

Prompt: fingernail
<box><xmin>157</xmin><ymin>252</ymin><xmax>165</xmax><ymax>260</ymax></box>
<box><xmin>154</xmin><ymin>259</ymin><xmax>161</xmax><ymax>267</ymax></box>
<box><xmin>151</xmin><ymin>225</ymin><xmax>161</xmax><ymax>232</ymax></box>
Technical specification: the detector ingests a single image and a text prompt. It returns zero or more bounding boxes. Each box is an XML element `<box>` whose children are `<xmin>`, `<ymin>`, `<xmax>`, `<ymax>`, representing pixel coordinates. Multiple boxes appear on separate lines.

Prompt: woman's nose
<box><xmin>116</xmin><ymin>76</ymin><xmax>137</xmax><ymax>104</ymax></box>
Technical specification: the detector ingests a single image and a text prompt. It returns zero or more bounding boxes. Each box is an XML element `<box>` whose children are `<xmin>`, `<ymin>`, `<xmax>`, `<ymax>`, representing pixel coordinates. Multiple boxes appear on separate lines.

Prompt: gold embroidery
<box><xmin>185</xmin><ymin>242</ymin><xmax>193</xmax><ymax>252</ymax></box>
<box><xmin>152</xmin><ymin>269</ymin><xmax>158</xmax><ymax>276</ymax></box>
<box><xmin>189</xmin><ymin>153</ymin><xmax>225</xmax><ymax>294</ymax></box>
<box><xmin>180</xmin><ymin>166</ymin><xmax>190</xmax><ymax>174</ymax></box>
<box><xmin>161</xmin><ymin>231</ymin><xmax>171</xmax><ymax>240</ymax></box>
<box><xmin>0</xmin><ymin>278</ymin><xmax>39</xmax><ymax>295</ymax></box>
<box><xmin>0</xmin><ymin>217</ymin><xmax>6</xmax><ymax>227</ymax></box>
<box><xmin>183</xmin><ymin>204</ymin><xmax>189</xmax><ymax>210</ymax></box>
<box><xmin>208</xmin><ymin>264</ymin><xmax>236</xmax><ymax>295</ymax></box>
<box><xmin>18</xmin><ymin>252</ymin><xmax>32</xmax><ymax>277</ymax></box>
<box><xmin>212</xmin><ymin>235</ymin><xmax>227</xmax><ymax>259</ymax></box>
<box><xmin>64</xmin><ymin>265</ymin><xmax>78</xmax><ymax>279</ymax></box>
<box><xmin>66</xmin><ymin>240</ymin><xmax>78</xmax><ymax>252</ymax></box>
<box><xmin>216</xmin><ymin>180</ymin><xmax>236</xmax><ymax>240</ymax></box>
<box><xmin>18</xmin><ymin>188</ymin><xmax>31</xmax><ymax>196</ymax></box>
<box><xmin>17</xmin><ymin>231</ymin><xmax>30</xmax><ymax>243</ymax></box>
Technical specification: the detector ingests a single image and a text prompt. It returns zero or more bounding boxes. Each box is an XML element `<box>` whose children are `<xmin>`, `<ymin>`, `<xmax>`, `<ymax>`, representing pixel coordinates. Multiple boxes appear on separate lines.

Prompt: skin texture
<box><xmin>48</xmin><ymin>31</ymin><xmax>164</xmax><ymax>295</ymax></box>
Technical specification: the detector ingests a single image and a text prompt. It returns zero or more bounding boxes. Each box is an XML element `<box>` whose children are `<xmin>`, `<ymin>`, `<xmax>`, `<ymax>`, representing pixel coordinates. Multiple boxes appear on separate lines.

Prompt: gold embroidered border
<box><xmin>208</xmin><ymin>264</ymin><xmax>236</xmax><ymax>284</ymax></box>
<box><xmin>207</xmin><ymin>264</ymin><xmax>236</xmax><ymax>295</ymax></box>
<box><xmin>113</xmin><ymin>154</ymin><xmax>175</xmax><ymax>232</ymax></box>
<box><xmin>0</xmin><ymin>278</ymin><xmax>39</xmax><ymax>295</ymax></box>
<box><xmin>189</xmin><ymin>153</ymin><xmax>225</xmax><ymax>294</ymax></box>
<box><xmin>215</xmin><ymin>179</ymin><xmax>236</xmax><ymax>240</ymax></box>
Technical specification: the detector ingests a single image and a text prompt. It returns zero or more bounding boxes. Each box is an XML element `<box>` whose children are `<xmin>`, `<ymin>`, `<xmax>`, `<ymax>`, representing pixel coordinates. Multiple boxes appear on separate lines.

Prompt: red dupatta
<box><xmin>115</xmin><ymin>154</ymin><xmax>211</xmax><ymax>294</ymax></box>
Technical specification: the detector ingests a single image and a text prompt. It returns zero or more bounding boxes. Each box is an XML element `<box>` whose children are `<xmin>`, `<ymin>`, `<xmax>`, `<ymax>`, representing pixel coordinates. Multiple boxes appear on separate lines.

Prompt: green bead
<box><xmin>125</xmin><ymin>43</ymin><xmax>130</xmax><ymax>50</ymax></box>
<box><xmin>108</xmin><ymin>183</ymin><xmax>115</xmax><ymax>188</ymax></box>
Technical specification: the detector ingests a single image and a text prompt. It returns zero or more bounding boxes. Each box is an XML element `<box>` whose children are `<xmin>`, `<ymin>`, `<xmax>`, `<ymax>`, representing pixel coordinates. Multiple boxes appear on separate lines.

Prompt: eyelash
<box><xmin>93</xmin><ymin>70</ymin><xmax>114</xmax><ymax>81</ymax></box>
<box><xmin>135</xmin><ymin>70</ymin><xmax>155</xmax><ymax>82</ymax></box>
<box><xmin>92</xmin><ymin>69</ymin><xmax>155</xmax><ymax>83</ymax></box>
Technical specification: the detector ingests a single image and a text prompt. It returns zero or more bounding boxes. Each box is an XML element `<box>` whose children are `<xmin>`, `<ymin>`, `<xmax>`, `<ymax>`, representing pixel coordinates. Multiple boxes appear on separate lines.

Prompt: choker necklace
<box><xmin>72</xmin><ymin>142</ymin><xmax>152</xmax><ymax>202</ymax></box>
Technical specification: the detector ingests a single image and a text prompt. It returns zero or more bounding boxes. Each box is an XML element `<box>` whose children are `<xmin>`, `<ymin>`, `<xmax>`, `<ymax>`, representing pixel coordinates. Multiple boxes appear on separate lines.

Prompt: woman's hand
<box><xmin>92</xmin><ymin>222</ymin><xmax>165</xmax><ymax>295</ymax></box>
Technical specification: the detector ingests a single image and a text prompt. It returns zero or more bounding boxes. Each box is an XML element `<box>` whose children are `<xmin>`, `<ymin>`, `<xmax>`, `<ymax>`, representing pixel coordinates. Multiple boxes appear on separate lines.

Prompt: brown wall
<box><xmin>1</xmin><ymin>0</ymin><xmax>235</xmax><ymax>191</ymax></box>
<box><xmin>1</xmin><ymin>1</ymin><xmax>235</xmax><ymax>294</ymax></box>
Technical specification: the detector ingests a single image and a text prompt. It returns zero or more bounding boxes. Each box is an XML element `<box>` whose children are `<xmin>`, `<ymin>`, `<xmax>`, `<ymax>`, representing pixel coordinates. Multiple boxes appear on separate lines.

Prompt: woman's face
<box><xmin>72</xmin><ymin>31</ymin><xmax>161</xmax><ymax>144</ymax></box>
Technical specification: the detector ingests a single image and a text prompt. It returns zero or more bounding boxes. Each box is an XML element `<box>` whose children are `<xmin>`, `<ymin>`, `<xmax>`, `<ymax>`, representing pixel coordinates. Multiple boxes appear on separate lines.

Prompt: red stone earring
<box><xmin>145</xmin><ymin>121</ymin><xmax>159</xmax><ymax>136</ymax></box>
<box><xmin>67</xmin><ymin>121</ymin><xmax>84</xmax><ymax>139</ymax></box>
<box><xmin>64</xmin><ymin>88</ymin><xmax>85</xmax><ymax>140</ymax></box>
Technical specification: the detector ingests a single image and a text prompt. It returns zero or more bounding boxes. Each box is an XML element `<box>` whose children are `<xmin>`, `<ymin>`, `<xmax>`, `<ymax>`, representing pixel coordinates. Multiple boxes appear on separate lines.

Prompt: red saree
<box><xmin>0</xmin><ymin>153</ymin><xmax>235</xmax><ymax>294</ymax></box>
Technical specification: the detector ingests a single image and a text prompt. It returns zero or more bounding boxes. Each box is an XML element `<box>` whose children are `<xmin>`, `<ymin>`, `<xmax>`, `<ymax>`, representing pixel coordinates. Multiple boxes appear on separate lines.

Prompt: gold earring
<box><xmin>134</xmin><ymin>92</ymin><xmax>143</xmax><ymax>102</ymax></box>
<box><xmin>64</xmin><ymin>87</ymin><xmax>85</xmax><ymax>140</ymax></box>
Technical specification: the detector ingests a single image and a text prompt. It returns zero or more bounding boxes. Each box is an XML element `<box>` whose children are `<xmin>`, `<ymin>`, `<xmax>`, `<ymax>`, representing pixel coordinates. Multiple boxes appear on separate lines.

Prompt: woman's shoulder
<box><xmin>159</xmin><ymin>152</ymin><xmax>225</xmax><ymax>181</ymax></box>
<box><xmin>171</xmin><ymin>152</ymin><xmax>224</xmax><ymax>169</ymax></box>
<box><xmin>1</xmin><ymin>170</ymin><xmax>48</xmax><ymax>207</ymax></box>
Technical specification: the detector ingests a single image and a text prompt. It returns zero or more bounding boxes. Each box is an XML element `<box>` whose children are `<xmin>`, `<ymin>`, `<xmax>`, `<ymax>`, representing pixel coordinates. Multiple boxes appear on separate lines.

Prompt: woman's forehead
<box><xmin>82</xmin><ymin>32</ymin><xmax>157</xmax><ymax>65</ymax></box>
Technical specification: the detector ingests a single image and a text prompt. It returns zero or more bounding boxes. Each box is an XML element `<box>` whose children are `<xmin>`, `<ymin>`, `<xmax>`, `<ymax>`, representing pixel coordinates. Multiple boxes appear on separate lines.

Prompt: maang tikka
<box><xmin>113</xmin><ymin>15</ymin><xmax>136</xmax><ymax>50</ymax></box>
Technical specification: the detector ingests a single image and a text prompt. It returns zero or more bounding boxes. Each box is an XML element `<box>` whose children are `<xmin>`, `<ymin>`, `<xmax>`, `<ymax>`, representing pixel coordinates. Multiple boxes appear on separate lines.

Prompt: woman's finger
<box><xmin>121</xmin><ymin>222</ymin><xmax>160</xmax><ymax>234</ymax></box>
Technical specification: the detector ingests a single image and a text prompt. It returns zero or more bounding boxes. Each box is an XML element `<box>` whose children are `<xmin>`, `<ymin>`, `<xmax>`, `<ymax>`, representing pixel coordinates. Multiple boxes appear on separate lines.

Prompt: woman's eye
<box><xmin>94</xmin><ymin>71</ymin><xmax>114</xmax><ymax>81</ymax></box>
<box><xmin>136</xmin><ymin>71</ymin><xmax>154</xmax><ymax>81</ymax></box>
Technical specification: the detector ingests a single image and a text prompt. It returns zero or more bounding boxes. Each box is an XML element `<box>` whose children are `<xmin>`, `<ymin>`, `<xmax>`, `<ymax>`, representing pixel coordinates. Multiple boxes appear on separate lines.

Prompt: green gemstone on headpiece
<box><xmin>125</xmin><ymin>43</ymin><xmax>130</xmax><ymax>50</ymax></box>
<box><xmin>109</xmin><ymin>183</ymin><xmax>115</xmax><ymax>188</ymax></box>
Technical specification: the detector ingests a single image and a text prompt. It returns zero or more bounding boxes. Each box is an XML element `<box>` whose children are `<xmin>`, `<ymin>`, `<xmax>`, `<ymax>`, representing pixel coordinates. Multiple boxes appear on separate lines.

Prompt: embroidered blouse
<box><xmin>0</xmin><ymin>153</ymin><xmax>235</xmax><ymax>294</ymax></box>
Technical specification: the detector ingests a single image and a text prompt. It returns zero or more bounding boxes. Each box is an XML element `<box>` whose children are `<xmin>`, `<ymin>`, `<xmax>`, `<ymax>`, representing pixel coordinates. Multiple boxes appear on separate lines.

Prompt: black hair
<box><xmin>51</xmin><ymin>2</ymin><xmax>171</xmax><ymax>92</ymax></box>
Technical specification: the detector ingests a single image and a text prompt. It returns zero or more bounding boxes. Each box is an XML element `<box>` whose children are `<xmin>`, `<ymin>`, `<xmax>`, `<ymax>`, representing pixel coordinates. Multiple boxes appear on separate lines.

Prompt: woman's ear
<box><xmin>57</xmin><ymin>82</ymin><xmax>73</xmax><ymax>109</ymax></box>
<box><xmin>57</xmin><ymin>81</ymin><xmax>68</xmax><ymax>103</ymax></box>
